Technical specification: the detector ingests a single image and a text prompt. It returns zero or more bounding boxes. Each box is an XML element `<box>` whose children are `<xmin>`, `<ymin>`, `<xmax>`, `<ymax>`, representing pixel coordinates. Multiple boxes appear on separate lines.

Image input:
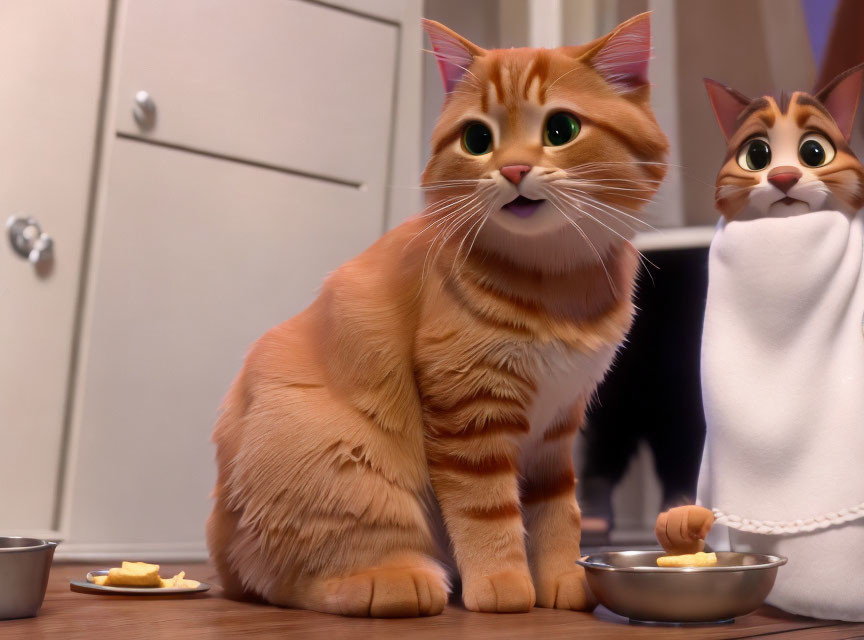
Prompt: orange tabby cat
<box><xmin>208</xmin><ymin>13</ymin><xmax>668</xmax><ymax>617</ymax></box>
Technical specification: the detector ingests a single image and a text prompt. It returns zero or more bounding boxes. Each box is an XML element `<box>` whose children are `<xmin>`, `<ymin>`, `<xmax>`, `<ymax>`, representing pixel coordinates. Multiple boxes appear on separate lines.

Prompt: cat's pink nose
<box><xmin>767</xmin><ymin>166</ymin><xmax>801</xmax><ymax>193</ymax></box>
<box><xmin>500</xmin><ymin>165</ymin><xmax>532</xmax><ymax>185</ymax></box>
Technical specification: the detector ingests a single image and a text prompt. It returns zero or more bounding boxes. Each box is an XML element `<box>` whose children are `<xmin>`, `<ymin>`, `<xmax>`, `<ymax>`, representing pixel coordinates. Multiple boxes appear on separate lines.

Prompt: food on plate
<box><xmin>91</xmin><ymin>561</ymin><xmax>199</xmax><ymax>588</ymax></box>
<box><xmin>94</xmin><ymin>561</ymin><xmax>161</xmax><ymax>586</ymax></box>
<box><xmin>160</xmin><ymin>571</ymin><xmax>200</xmax><ymax>589</ymax></box>
<box><xmin>657</xmin><ymin>551</ymin><xmax>718</xmax><ymax>568</ymax></box>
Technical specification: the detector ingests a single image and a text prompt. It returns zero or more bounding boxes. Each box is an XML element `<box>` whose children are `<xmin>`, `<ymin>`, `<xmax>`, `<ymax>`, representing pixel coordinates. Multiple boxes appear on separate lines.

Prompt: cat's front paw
<box><xmin>325</xmin><ymin>565</ymin><xmax>448</xmax><ymax>617</ymax></box>
<box><xmin>463</xmin><ymin>569</ymin><xmax>536</xmax><ymax>613</ymax></box>
<box><xmin>534</xmin><ymin>567</ymin><xmax>596</xmax><ymax>611</ymax></box>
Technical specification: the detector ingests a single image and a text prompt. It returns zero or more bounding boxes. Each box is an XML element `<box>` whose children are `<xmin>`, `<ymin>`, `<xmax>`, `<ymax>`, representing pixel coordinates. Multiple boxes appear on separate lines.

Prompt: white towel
<box><xmin>699</xmin><ymin>209</ymin><xmax>864</xmax><ymax>621</ymax></box>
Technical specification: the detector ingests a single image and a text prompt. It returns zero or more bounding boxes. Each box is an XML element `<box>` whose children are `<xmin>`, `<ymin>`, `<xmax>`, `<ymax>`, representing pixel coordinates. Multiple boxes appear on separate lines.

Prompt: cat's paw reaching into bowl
<box><xmin>655</xmin><ymin>505</ymin><xmax>714</xmax><ymax>555</ymax></box>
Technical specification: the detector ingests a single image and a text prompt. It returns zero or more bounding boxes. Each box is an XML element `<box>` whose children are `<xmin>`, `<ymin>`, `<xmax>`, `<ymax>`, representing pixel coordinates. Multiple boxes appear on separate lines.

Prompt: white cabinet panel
<box><xmin>115</xmin><ymin>0</ymin><xmax>398</xmax><ymax>188</ymax></box>
<box><xmin>66</xmin><ymin>139</ymin><xmax>383</xmax><ymax>545</ymax></box>
<box><xmin>0</xmin><ymin>0</ymin><xmax>109</xmax><ymax>533</ymax></box>
<box><xmin>316</xmin><ymin>0</ymin><xmax>414</xmax><ymax>23</ymax></box>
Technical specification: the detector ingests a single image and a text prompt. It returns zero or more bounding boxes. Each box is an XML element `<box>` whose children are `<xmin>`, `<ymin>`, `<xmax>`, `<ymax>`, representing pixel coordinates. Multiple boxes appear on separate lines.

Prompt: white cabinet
<box><xmin>0</xmin><ymin>0</ymin><xmax>110</xmax><ymax>535</ymax></box>
<box><xmin>52</xmin><ymin>0</ymin><xmax>421</xmax><ymax>558</ymax></box>
<box><xmin>115</xmin><ymin>0</ymin><xmax>399</xmax><ymax>189</ymax></box>
<box><xmin>64</xmin><ymin>137</ymin><xmax>387</xmax><ymax>549</ymax></box>
<box><xmin>0</xmin><ymin>0</ymin><xmax>421</xmax><ymax>557</ymax></box>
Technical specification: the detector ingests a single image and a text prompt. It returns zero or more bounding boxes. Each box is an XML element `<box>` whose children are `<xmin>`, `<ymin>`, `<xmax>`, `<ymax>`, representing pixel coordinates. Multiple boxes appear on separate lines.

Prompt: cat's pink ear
<box><xmin>704</xmin><ymin>79</ymin><xmax>751</xmax><ymax>141</ymax></box>
<box><xmin>422</xmin><ymin>19</ymin><xmax>484</xmax><ymax>93</ymax></box>
<box><xmin>814</xmin><ymin>63</ymin><xmax>864</xmax><ymax>140</ymax></box>
<box><xmin>582</xmin><ymin>12</ymin><xmax>652</xmax><ymax>92</ymax></box>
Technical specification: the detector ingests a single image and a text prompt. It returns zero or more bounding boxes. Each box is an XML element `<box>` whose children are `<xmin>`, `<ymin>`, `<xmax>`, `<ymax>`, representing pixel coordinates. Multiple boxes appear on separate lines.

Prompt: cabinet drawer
<box><xmin>68</xmin><ymin>138</ymin><xmax>384</xmax><ymax>543</ymax></box>
<box><xmin>115</xmin><ymin>0</ymin><xmax>398</xmax><ymax>188</ymax></box>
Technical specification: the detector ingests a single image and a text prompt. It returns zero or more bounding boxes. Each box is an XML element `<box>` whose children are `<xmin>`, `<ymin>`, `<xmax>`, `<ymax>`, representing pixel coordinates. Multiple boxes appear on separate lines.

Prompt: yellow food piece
<box><xmin>657</xmin><ymin>551</ymin><xmax>718</xmax><ymax>567</ymax></box>
<box><xmin>160</xmin><ymin>571</ymin><xmax>201</xmax><ymax>589</ymax></box>
<box><xmin>102</xmin><ymin>561</ymin><xmax>161</xmax><ymax>587</ymax></box>
<box><xmin>92</xmin><ymin>562</ymin><xmax>199</xmax><ymax>589</ymax></box>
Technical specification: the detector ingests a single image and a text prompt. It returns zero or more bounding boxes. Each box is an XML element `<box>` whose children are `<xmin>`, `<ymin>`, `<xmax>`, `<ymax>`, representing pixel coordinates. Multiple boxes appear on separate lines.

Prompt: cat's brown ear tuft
<box><xmin>814</xmin><ymin>63</ymin><xmax>864</xmax><ymax>140</ymax></box>
<box><xmin>704</xmin><ymin>79</ymin><xmax>751</xmax><ymax>141</ymax></box>
<box><xmin>580</xmin><ymin>12</ymin><xmax>652</xmax><ymax>93</ymax></box>
<box><xmin>422</xmin><ymin>19</ymin><xmax>485</xmax><ymax>93</ymax></box>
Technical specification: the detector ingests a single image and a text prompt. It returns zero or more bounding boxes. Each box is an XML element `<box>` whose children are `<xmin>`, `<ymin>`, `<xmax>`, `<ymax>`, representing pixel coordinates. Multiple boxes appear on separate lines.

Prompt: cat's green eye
<box><xmin>737</xmin><ymin>138</ymin><xmax>772</xmax><ymax>171</ymax></box>
<box><xmin>799</xmin><ymin>133</ymin><xmax>835</xmax><ymax>167</ymax></box>
<box><xmin>462</xmin><ymin>122</ymin><xmax>493</xmax><ymax>155</ymax></box>
<box><xmin>544</xmin><ymin>112</ymin><xmax>580</xmax><ymax>146</ymax></box>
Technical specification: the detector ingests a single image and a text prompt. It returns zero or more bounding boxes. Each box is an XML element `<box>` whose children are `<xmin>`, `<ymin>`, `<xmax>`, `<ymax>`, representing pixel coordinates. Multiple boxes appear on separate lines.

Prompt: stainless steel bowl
<box><xmin>0</xmin><ymin>537</ymin><xmax>56</xmax><ymax>620</ymax></box>
<box><xmin>577</xmin><ymin>550</ymin><xmax>787</xmax><ymax>623</ymax></box>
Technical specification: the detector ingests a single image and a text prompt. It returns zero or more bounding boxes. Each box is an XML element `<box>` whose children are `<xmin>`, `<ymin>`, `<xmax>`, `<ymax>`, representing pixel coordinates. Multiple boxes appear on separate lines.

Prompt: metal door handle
<box><xmin>7</xmin><ymin>215</ymin><xmax>54</xmax><ymax>276</ymax></box>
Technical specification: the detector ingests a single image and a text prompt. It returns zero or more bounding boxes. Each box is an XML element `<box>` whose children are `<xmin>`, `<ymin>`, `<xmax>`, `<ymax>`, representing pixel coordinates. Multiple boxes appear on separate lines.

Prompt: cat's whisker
<box><xmin>422</xmin><ymin>180</ymin><xmax>482</xmax><ymax>186</ymax></box>
<box><xmin>546</xmin><ymin>195</ymin><xmax>617</xmax><ymax>295</ymax></box>
<box><xmin>421</xmin><ymin>180</ymin><xmax>490</xmax><ymax>193</ymax></box>
<box><xmin>451</xmin><ymin>203</ymin><xmax>492</xmax><ymax>275</ymax></box>
<box><xmin>555</xmin><ymin>177</ymin><xmax>671</xmax><ymax>205</ymax></box>
<box><xmin>420</xmin><ymin>186</ymin><xmax>480</xmax><ymax>195</ymax></box>
<box><xmin>408</xmin><ymin>191</ymin><xmax>488</xmax><ymax>258</ymax></box>
<box><xmin>421</xmin><ymin>184</ymin><xmax>483</xmax><ymax>192</ymax></box>
<box><xmin>458</xmin><ymin>205</ymin><xmax>492</xmax><ymax>273</ymax></box>
<box><xmin>558</xmin><ymin>180</ymin><xmax>670</xmax><ymax>209</ymax></box>
<box><xmin>558</xmin><ymin>184</ymin><xmax>659</xmax><ymax>202</ymax></box>
<box><xmin>566</xmin><ymin>162</ymin><xmax>718</xmax><ymax>190</ymax></box>
<box><xmin>577</xmin><ymin>195</ymin><xmax>664</xmax><ymax>241</ymax></box>
<box><xmin>566</xmin><ymin>160</ymin><xmax>675</xmax><ymax>168</ymax></box>
<box><xmin>423</xmin><ymin>178</ymin><xmax>484</xmax><ymax>185</ymax></box>
<box><xmin>564</xmin><ymin>174</ymin><xmax>665</xmax><ymax>184</ymax></box>
<box><xmin>560</xmin><ymin>175</ymin><xmax>667</xmax><ymax>184</ymax></box>
<box><xmin>424</xmin><ymin>212</ymin><xmax>475</xmax><ymax>284</ymax></box>
<box><xmin>554</xmin><ymin>191</ymin><xmax>659</xmax><ymax>274</ymax></box>
<box><xmin>424</xmin><ymin>194</ymin><xmax>480</xmax><ymax>236</ymax></box>
<box><xmin>567</xmin><ymin>198</ymin><xmax>643</xmax><ymax>237</ymax></box>
<box><xmin>421</xmin><ymin>211</ymin><xmax>464</xmax><ymax>285</ymax></box>
<box><xmin>562</xmin><ymin>172</ymin><xmax>669</xmax><ymax>187</ymax></box>
<box><xmin>420</xmin><ymin>189</ymin><xmax>493</xmax><ymax>284</ymax></box>
<box><xmin>415</xmin><ymin>202</ymin><xmax>474</xmax><ymax>224</ymax></box>
<box><xmin>556</xmin><ymin>188</ymin><xmax>658</xmax><ymax>232</ymax></box>
<box><xmin>442</xmin><ymin>196</ymin><xmax>489</xmax><ymax>246</ymax></box>
<box><xmin>415</xmin><ymin>193</ymin><xmax>477</xmax><ymax>221</ymax></box>
<box><xmin>554</xmin><ymin>190</ymin><xmax>641</xmax><ymax>234</ymax></box>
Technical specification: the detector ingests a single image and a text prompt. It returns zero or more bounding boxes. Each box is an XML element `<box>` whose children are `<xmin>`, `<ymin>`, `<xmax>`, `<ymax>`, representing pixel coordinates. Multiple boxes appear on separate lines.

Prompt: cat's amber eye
<box><xmin>736</xmin><ymin>138</ymin><xmax>772</xmax><ymax>171</ymax></box>
<box><xmin>544</xmin><ymin>112</ymin><xmax>580</xmax><ymax>146</ymax></box>
<box><xmin>799</xmin><ymin>133</ymin><xmax>835</xmax><ymax>167</ymax></box>
<box><xmin>462</xmin><ymin>122</ymin><xmax>493</xmax><ymax>155</ymax></box>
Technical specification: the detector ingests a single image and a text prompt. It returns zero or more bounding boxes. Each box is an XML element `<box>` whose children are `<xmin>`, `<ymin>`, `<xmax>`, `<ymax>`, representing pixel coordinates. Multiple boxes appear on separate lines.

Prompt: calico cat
<box><xmin>657</xmin><ymin>65</ymin><xmax>864</xmax><ymax>621</ymax></box>
<box><xmin>209</xmin><ymin>13</ymin><xmax>668</xmax><ymax>617</ymax></box>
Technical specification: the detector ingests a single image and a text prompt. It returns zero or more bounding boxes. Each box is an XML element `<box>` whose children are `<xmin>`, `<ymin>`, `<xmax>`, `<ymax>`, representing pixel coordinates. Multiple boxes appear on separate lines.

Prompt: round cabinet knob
<box><xmin>133</xmin><ymin>90</ymin><xmax>157</xmax><ymax>130</ymax></box>
<box><xmin>7</xmin><ymin>215</ymin><xmax>54</xmax><ymax>277</ymax></box>
<box><xmin>29</xmin><ymin>233</ymin><xmax>53</xmax><ymax>266</ymax></box>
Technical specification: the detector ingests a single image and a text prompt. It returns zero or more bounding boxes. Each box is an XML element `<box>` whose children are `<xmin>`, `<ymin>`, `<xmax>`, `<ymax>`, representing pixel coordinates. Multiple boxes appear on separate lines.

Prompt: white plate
<box><xmin>68</xmin><ymin>570</ymin><xmax>211</xmax><ymax>595</ymax></box>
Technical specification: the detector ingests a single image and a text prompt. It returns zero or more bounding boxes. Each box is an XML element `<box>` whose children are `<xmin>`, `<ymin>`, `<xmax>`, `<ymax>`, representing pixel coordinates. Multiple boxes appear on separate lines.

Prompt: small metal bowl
<box><xmin>577</xmin><ymin>550</ymin><xmax>787</xmax><ymax>624</ymax></box>
<box><xmin>0</xmin><ymin>537</ymin><xmax>57</xmax><ymax>620</ymax></box>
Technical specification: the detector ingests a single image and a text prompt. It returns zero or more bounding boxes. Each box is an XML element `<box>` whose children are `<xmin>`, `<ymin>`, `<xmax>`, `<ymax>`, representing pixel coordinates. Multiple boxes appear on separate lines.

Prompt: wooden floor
<box><xmin>3</xmin><ymin>562</ymin><xmax>864</xmax><ymax>639</ymax></box>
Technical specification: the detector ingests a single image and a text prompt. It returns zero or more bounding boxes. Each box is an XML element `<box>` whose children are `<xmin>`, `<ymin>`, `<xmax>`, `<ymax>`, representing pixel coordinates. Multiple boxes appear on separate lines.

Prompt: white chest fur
<box><xmin>523</xmin><ymin>341</ymin><xmax>616</xmax><ymax>443</ymax></box>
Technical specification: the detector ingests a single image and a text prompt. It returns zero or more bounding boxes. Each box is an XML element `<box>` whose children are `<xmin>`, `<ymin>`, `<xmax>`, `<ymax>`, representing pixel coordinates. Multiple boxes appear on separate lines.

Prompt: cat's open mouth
<box><xmin>778</xmin><ymin>196</ymin><xmax>805</xmax><ymax>206</ymax></box>
<box><xmin>503</xmin><ymin>195</ymin><xmax>545</xmax><ymax>218</ymax></box>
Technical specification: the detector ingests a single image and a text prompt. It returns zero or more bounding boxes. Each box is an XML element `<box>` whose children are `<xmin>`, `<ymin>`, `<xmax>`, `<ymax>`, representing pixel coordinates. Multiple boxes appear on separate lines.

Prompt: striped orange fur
<box><xmin>208</xmin><ymin>13</ymin><xmax>668</xmax><ymax>617</ymax></box>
